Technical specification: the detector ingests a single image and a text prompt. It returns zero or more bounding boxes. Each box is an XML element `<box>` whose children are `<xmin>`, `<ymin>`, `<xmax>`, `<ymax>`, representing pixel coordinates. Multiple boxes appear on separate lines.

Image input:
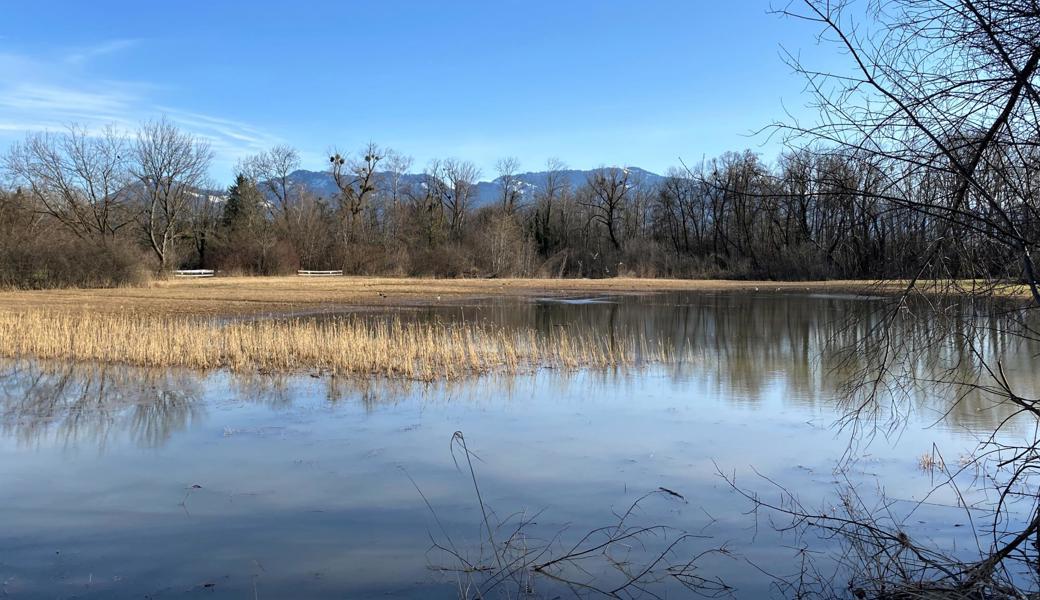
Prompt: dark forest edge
<box><xmin>2</xmin><ymin>121</ymin><xmax>1028</xmax><ymax>289</ymax></box>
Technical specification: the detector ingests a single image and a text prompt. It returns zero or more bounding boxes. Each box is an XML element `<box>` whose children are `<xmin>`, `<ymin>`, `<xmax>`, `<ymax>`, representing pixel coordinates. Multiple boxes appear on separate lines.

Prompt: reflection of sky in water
<box><xmin>0</xmin><ymin>294</ymin><xmax>1037</xmax><ymax>598</ymax></box>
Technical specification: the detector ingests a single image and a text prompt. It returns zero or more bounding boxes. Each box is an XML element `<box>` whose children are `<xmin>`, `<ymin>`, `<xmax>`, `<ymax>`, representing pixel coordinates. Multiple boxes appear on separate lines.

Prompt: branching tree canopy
<box><xmin>746</xmin><ymin>1</ymin><xmax>1040</xmax><ymax>595</ymax></box>
<box><xmin>495</xmin><ymin>156</ymin><xmax>522</xmax><ymax>214</ymax></box>
<box><xmin>243</xmin><ymin>144</ymin><xmax>300</xmax><ymax>220</ymax></box>
<box><xmin>329</xmin><ymin>142</ymin><xmax>382</xmax><ymax>242</ymax></box>
<box><xmin>426</xmin><ymin>158</ymin><xmax>481</xmax><ymax>240</ymax></box>
<box><xmin>777</xmin><ymin>0</ymin><xmax>1040</xmax><ymax>302</ymax></box>
<box><xmin>581</xmin><ymin>167</ymin><xmax>631</xmax><ymax>251</ymax></box>
<box><xmin>5</xmin><ymin>125</ymin><xmax>136</xmax><ymax>241</ymax></box>
<box><xmin>134</xmin><ymin>118</ymin><xmax>213</xmax><ymax>270</ymax></box>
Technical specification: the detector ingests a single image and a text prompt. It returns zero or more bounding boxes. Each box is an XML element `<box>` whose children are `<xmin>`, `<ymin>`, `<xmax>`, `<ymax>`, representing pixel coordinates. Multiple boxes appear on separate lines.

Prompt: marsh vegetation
<box><xmin>0</xmin><ymin>309</ymin><xmax>668</xmax><ymax>379</ymax></box>
<box><xmin>0</xmin><ymin>292</ymin><xmax>1035</xmax><ymax>599</ymax></box>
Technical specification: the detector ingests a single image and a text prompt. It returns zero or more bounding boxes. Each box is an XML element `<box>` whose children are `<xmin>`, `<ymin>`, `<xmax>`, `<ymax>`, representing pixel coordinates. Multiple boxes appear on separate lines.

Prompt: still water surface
<box><xmin>0</xmin><ymin>293</ymin><xmax>1034</xmax><ymax>598</ymax></box>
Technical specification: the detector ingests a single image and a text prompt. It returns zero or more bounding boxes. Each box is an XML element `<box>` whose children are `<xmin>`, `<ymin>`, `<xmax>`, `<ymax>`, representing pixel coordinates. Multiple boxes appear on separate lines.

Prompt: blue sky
<box><xmin>0</xmin><ymin>1</ymin><xmax>833</xmax><ymax>182</ymax></box>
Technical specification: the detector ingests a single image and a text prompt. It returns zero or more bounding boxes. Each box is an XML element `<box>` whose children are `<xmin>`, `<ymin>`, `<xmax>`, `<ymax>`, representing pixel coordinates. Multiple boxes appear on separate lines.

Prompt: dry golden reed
<box><xmin>0</xmin><ymin>311</ymin><xmax>661</xmax><ymax>380</ymax></box>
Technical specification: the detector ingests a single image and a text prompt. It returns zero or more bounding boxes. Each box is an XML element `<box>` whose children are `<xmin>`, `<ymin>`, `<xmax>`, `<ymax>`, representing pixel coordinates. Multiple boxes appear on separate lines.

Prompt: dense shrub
<box><xmin>0</xmin><ymin>237</ymin><xmax>149</xmax><ymax>289</ymax></box>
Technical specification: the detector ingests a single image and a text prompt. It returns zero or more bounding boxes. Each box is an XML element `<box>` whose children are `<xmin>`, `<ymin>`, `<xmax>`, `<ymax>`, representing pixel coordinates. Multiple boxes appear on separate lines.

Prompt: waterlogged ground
<box><xmin>0</xmin><ymin>293</ymin><xmax>1036</xmax><ymax>598</ymax></box>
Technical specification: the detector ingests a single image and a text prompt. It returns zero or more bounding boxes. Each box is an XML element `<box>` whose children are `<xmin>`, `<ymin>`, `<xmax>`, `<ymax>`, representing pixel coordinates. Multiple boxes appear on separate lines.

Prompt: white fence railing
<box><xmin>173</xmin><ymin>269</ymin><xmax>215</xmax><ymax>278</ymax></box>
<box><xmin>298</xmin><ymin>270</ymin><xmax>343</xmax><ymax>277</ymax></box>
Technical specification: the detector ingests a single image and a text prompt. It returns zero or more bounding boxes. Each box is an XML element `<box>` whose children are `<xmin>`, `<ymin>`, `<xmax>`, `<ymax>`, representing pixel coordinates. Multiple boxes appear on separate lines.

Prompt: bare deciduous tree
<box><xmin>330</xmin><ymin>142</ymin><xmax>382</xmax><ymax>243</ymax></box>
<box><xmin>777</xmin><ymin>0</ymin><xmax>1040</xmax><ymax>301</ymax></box>
<box><xmin>722</xmin><ymin>1</ymin><xmax>1040</xmax><ymax>595</ymax></box>
<box><xmin>134</xmin><ymin>118</ymin><xmax>212</xmax><ymax>271</ymax></box>
<box><xmin>494</xmin><ymin>156</ymin><xmax>522</xmax><ymax>214</ymax></box>
<box><xmin>534</xmin><ymin>157</ymin><xmax>569</xmax><ymax>255</ymax></box>
<box><xmin>382</xmin><ymin>149</ymin><xmax>413</xmax><ymax>207</ymax></box>
<box><xmin>5</xmin><ymin>125</ymin><xmax>136</xmax><ymax>241</ymax></box>
<box><xmin>243</xmin><ymin>145</ymin><xmax>300</xmax><ymax>221</ymax></box>
<box><xmin>581</xmin><ymin>166</ymin><xmax>631</xmax><ymax>251</ymax></box>
<box><xmin>427</xmin><ymin>158</ymin><xmax>480</xmax><ymax>239</ymax></box>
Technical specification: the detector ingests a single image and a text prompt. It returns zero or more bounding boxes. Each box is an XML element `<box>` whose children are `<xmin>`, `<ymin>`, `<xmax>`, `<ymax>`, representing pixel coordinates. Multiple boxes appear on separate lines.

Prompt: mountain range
<box><xmin>281</xmin><ymin>166</ymin><xmax>666</xmax><ymax>207</ymax></box>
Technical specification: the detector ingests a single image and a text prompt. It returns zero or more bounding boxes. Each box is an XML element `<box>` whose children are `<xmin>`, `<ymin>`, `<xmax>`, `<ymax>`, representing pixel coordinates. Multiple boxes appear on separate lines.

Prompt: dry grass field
<box><xmin>0</xmin><ymin>310</ymin><xmax>668</xmax><ymax>379</ymax></box>
<box><xmin>0</xmin><ymin>276</ymin><xmax>893</xmax><ymax>317</ymax></box>
<box><xmin>0</xmin><ymin>276</ymin><xmax>1026</xmax><ymax>378</ymax></box>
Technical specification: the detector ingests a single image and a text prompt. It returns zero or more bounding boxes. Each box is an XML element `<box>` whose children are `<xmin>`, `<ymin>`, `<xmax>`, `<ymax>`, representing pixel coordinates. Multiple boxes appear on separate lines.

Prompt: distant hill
<box><xmin>279</xmin><ymin>166</ymin><xmax>666</xmax><ymax>207</ymax></box>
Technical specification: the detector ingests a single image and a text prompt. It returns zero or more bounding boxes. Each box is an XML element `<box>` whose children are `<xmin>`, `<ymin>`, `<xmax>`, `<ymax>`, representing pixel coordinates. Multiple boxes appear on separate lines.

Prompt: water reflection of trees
<box><xmin>828</xmin><ymin>297</ymin><xmax>1040</xmax><ymax>433</ymax></box>
<box><xmin>0</xmin><ymin>360</ymin><xmax>204</xmax><ymax>449</ymax></box>
<box><xmin>397</xmin><ymin>295</ymin><xmax>1031</xmax><ymax>426</ymax></box>
<box><xmin>373</xmin><ymin>293</ymin><xmax>1038</xmax><ymax>429</ymax></box>
<box><xmin>0</xmin><ymin>360</ymin><xmax>539</xmax><ymax>452</ymax></box>
<box><xmin>2</xmin><ymin>295</ymin><xmax>1035</xmax><ymax>449</ymax></box>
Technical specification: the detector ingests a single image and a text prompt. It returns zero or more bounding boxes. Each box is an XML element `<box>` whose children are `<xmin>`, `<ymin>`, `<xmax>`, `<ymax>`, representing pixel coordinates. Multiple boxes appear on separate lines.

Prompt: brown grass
<box><xmin>0</xmin><ymin>276</ymin><xmax>1025</xmax><ymax>378</ymax></box>
<box><xmin>0</xmin><ymin>310</ymin><xmax>668</xmax><ymax>380</ymax></box>
<box><xmin>0</xmin><ymin>275</ymin><xmax>897</xmax><ymax>317</ymax></box>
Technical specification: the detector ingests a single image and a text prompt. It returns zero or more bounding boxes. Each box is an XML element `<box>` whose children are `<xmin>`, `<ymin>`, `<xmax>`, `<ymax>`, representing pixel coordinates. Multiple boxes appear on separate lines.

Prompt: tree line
<box><xmin>0</xmin><ymin>119</ymin><xmax>1034</xmax><ymax>288</ymax></box>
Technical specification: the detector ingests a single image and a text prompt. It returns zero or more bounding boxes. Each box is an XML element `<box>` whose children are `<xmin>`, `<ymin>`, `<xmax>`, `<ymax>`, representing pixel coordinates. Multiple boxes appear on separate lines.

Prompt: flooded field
<box><xmin>0</xmin><ymin>293</ymin><xmax>1034</xmax><ymax>598</ymax></box>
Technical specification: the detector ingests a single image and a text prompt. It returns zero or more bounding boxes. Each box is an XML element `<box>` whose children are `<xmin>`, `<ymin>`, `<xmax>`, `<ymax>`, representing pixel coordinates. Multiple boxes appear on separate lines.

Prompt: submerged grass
<box><xmin>0</xmin><ymin>311</ymin><xmax>666</xmax><ymax>380</ymax></box>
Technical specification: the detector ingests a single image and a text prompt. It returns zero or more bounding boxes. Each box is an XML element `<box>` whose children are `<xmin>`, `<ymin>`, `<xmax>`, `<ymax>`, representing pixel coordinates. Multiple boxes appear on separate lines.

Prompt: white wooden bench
<box><xmin>173</xmin><ymin>269</ymin><xmax>215</xmax><ymax>278</ymax></box>
<box><xmin>297</xmin><ymin>270</ymin><xmax>343</xmax><ymax>277</ymax></box>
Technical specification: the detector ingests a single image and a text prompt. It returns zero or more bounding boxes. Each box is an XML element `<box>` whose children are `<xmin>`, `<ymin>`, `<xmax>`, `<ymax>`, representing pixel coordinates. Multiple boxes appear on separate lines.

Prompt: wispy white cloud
<box><xmin>0</xmin><ymin>41</ymin><xmax>284</xmax><ymax>178</ymax></box>
<box><xmin>0</xmin><ymin>83</ymin><xmax>138</xmax><ymax>116</ymax></box>
<box><xmin>64</xmin><ymin>38</ymin><xmax>141</xmax><ymax>65</ymax></box>
<box><xmin>155</xmin><ymin>107</ymin><xmax>283</xmax><ymax>153</ymax></box>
